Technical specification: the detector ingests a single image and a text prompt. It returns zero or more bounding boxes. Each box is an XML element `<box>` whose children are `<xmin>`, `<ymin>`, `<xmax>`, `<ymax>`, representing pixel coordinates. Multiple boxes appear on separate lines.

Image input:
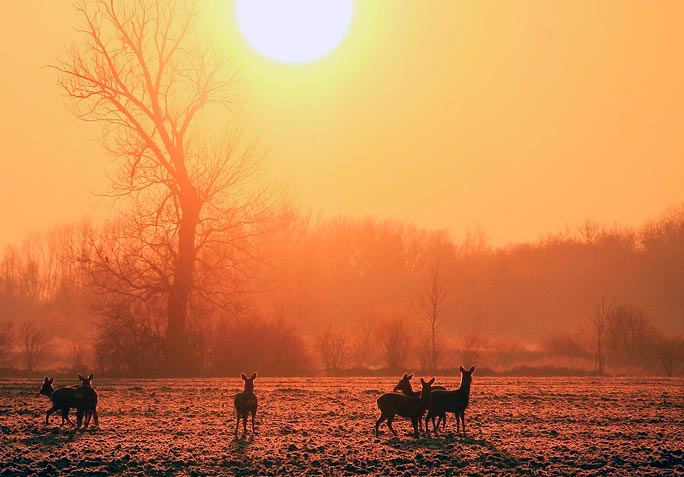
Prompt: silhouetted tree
<box><xmin>0</xmin><ymin>320</ymin><xmax>13</xmax><ymax>366</ymax></box>
<box><xmin>20</xmin><ymin>320</ymin><xmax>49</xmax><ymax>372</ymax></box>
<box><xmin>317</xmin><ymin>326</ymin><xmax>350</xmax><ymax>373</ymax></box>
<box><xmin>95</xmin><ymin>299</ymin><xmax>165</xmax><ymax>376</ymax></box>
<box><xmin>53</xmin><ymin>0</ymin><xmax>271</xmax><ymax>373</ymax></box>
<box><xmin>655</xmin><ymin>335</ymin><xmax>684</xmax><ymax>376</ymax></box>
<box><xmin>605</xmin><ymin>304</ymin><xmax>658</xmax><ymax>370</ymax></box>
<box><xmin>352</xmin><ymin>309</ymin><xmax>379</xmax><ymax>367</ymax></box>
<box><xmin>591</xmin><ymin>295</ymin><xmax>611</xmax><ymax>376</ymax></box>
<box><xmin>382</xmin><ymin>316</ymin><xmax>412</xmax><ymax>372</ymax></box>
<box><xmin>208</xmin><ymin>313</ymin><xmax>313</xmax><ymax>376</ymax></box>
<box><xmin>416</xmin><ymin>235</ymin><xmax>454</xmax><ymax>371</ymax></box>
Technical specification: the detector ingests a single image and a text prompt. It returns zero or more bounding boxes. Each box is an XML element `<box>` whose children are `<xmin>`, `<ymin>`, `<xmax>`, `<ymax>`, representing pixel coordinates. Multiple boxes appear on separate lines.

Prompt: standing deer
<box><xmin>375</xmin><ymin>377</ymin><xmax>435</xmax><ymax>438</ymax></box>
<box><xmin>424</xmin><ymin>366</ymin><xmax>475</xmax><ymax>435</ymax></box>
<box><xmin>76</xmin><ymin>373</ymin><xmax>99</xmax><ymax>428</ymax></box>
<box><xmin>234</xmin><ymin>372</ymin><xmax>257</xmax><ymax>436</ymax></box>
<box><xmin>39</xmin><ymin>377</ymin><xmax>84</xmax><ymax>427</ymax></box>
<box><xmin>393</xmin><ymin>372</ymin><xmax>448</xmax><ymax>432</ymax></box>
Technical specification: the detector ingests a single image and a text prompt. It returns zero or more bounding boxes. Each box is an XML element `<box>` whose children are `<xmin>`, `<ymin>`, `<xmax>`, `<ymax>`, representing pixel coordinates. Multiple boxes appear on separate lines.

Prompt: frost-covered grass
<box><xmin>1</xmin><ymin>377</ymin><xmax>683</xmax><ymax>476</ymax></box>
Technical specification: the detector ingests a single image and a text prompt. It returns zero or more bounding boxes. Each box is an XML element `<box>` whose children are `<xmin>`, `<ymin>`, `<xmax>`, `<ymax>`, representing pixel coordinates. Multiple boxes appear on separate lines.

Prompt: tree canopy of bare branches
<box><xmin>52</xmin><ymin>0</ymin><xmax>274</xmax><ymax>372</ymax></box>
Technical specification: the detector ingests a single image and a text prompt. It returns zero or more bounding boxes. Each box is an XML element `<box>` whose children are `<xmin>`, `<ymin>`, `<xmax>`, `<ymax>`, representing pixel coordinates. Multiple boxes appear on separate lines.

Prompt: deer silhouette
<box><xmin>392</xmin><ymin>372</ymin><xmax>448</xmax><ymax>432</ymax></box>
<box><xmin>375</xmin><ymin>377</ymin><xmax>434</xmax><ymax>438</ymax></box>
<box><xmin>39</xmin><ymin>377</ymin><xmax>86</xmax><ymax>427</ymax></box>
<box><xmin>76</xmin><ymin>373</ymin><xmax>99</xmax><ymax>428</ymax></box>
<box><xmin>234</xmin><ymin>372</ymin><xmax>257</xmax><ymax>436</ymax></box>
<box><xmin>425</xmin><ymin>366</ymin><xmax>475</xmax><ymax>435</ymax></box>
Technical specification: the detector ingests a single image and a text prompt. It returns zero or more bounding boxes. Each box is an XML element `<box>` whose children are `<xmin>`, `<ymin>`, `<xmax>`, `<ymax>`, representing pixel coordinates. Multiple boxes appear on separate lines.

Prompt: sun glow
<box><xmin>235</xmin><ymin>0</ymin><xmax>353</xmax><ymax>64</ymax></box>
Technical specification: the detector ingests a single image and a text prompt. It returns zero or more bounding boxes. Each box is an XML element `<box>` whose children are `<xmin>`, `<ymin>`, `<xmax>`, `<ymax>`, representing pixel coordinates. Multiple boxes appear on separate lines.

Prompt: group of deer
<box><xmin>37</xmin><ymin>368</ymin><xmax>472</xmax><ymax>439</ymax></box>
<box><xmin>39</xmin><ymin>374</ymin><xmax>99</xmax><ymax>429</ymax></box>
<box><xmin>39</xmin><ymin>371</ymin><xmax>255</xmax><ymax>435</ymax></box>
<box><xmin>375</xmin><ymin>366</ymin><xmax>475</xmax><ymax>438</ymax></box>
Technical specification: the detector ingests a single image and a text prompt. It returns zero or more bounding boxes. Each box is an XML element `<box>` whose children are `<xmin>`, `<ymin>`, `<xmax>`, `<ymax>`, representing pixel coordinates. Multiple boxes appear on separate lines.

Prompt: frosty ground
<box><xmin>1</xmin><ymin>376</ymin><xmax>682</xmax><ymax>476</ymax></box>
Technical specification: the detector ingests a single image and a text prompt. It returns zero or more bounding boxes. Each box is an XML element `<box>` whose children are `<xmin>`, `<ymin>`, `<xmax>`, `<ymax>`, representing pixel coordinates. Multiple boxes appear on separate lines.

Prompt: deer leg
<box><xmin>251</xmin><ymin>411</ymin><xmax>255</xmax><ymax>434</ymax></box>
<box><xmin>45</xmin><ymin>406</ymin><xmax>59</xmax><ymax>425</ymax></box>
<box><xmin>441</xmin><ymin>413</ymin><xmax>447</xmax><ymax>430</ymax></box>
<box><xmin>76</xmin><ymin>409</ymin><xmax>84</xmax><ymax>429</ymax></box>
<box><xmin>411</xmin><ymin>417</ymin><xmax>420</xmax><ymax>438</ymax></box>
<box><xmin>375</xmin><ymin>413</ymin><xmax>387</xmax><ymax>435</ymax></box>
<box><xmin>461</xmin><ymin>412</ymin><xmax>466</xmax><ymax>434</ymax></box>
<box><xmin>92</xmin><ymin>409</ymin><xmax>99</xmax><ymax>427</ymax></box>
<box><xmin>431</xmin><ymin>415</ymin><xmax>439</xmax><ymax>433</ymax></box>
<box><xmin>235</xmin><ymin>415</ymin><xmax>240</xmax><ymax>436</ymax></box>
<box><xmin>243</xmin><ymin>413</ymin><xmax>247</xmax><ymax>435</ymax></box>
<box><xmin>386</xmin><ymin>415</ymin><xmax>397</xmax><ymax>436</ymax></box>
<box><xmin>62</xmin><ymin>408</ymin><xmax>76</xmax><ymax>427</ymax></box>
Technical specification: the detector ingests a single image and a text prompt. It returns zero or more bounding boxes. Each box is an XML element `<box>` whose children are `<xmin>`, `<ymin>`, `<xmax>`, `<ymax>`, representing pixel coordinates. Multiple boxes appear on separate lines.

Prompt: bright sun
<box><xmin>235</xmin><ymin>0</ymin><xmax>354</xmax><ymax>64</ymax></box>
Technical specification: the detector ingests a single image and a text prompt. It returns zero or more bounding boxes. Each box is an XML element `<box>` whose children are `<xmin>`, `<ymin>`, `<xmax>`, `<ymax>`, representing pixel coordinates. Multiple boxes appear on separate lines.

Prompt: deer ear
<box><xmin>88</xmin><ymin>374</ymin><xmax>93</xmax><ymax>380</ymax></box>
<box><xmin>43</xmin><ymin>377</ymin><xmax>49</xmax><ymax>383</ymax></box>
<box><xmin>460</xmin><ymin>366</ymin><xmax>466</xmax><ymax>373</ymax></box>
<box><xmin>241</xmin><ymin>373</ymin><xmax>247</xmax><ymax>381</ymax></box>
<box><xmin>420</xmin><ymin>378</ymin><xmax>426</xmax><ymax>385</ymax></box>
<box><xmin>402</xmin><ymin>373</ymin><xmax>408</xmax><ymax>379</ymax></box>
<box><xmin>429</xmin><ymin>377</ymin><xmax>435</xmax><ymax>385</ymax></box>
<box><xmin>469</xmin><ymin>366</ymin><xmax>475</xmax><ymax>373</ymax></box>
<box><xmin>407</xmin><ymin>373</ymin><xmax>414</xmax><ymax>380</ymax></box>
<box><xmin>49</xmin><ymin>377</ymin><xmax>54</xmax><ymax>384</ymax></box>
<box><xmin>78</xmin><ymin>374</ymin><xmax>85</xmax><ymax>381</ymax></box>
<box><xmin>250</xmin><ymin>372</ymin><xmax>257</xmax><ymax>380</ymax></box>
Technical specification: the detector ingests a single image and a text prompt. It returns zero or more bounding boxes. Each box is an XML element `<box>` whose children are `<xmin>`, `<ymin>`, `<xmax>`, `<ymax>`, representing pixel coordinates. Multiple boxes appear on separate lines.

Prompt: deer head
<box><xmin>459</xmin><ymin>366</ymin><xmax>475</xmax><ymax>387</ymax></box>
<box><xmin>392</xmin><ymin>372</ymin><xmax>414</xmax><ymax>394</ymax></box>
<box><xmin>241</xmin><ymin>372</ymin><xmax>257</xmax><ymax>392</ymax></box>
<box><xmin>39</xmin><ymin>377</ymin><xmax>54</xmax><ymax>397</ymax></box>
<box><xmin>78</xmin><ymin>374</ymin><xmax>94</xmax><ymax>387</ymax></box>
<box><xmin>419</xmin><ymin>377</ymin><xmax>436</xmax><ymax>400</ymax></box>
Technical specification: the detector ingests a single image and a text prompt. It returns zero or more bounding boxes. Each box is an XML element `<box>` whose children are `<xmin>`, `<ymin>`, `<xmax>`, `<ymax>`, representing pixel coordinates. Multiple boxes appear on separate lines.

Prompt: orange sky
<box><xmin>1</xmin><ymin>0</ymin><xmax>683</xmax><ymax>247</ymax></box>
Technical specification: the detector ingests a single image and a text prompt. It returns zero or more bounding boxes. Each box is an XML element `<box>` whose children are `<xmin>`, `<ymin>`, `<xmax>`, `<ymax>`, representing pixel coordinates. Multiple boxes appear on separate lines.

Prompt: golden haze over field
<box><xmin>1</xmin><ymin>0</ymin><xmax>684</xmax><ymax>247</ymax></box>
<box><xmin>0</xmin><ymin>5</ymin><xmax>683</xmax><ymax>476</ymax></box>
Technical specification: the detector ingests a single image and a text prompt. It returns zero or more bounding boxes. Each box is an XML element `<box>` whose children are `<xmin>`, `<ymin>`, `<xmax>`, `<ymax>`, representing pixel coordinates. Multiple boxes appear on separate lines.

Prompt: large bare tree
<box><xmin>53</xmin><ymin>0</ymin><xmax>270</xmax><ymax>372</ymax></box>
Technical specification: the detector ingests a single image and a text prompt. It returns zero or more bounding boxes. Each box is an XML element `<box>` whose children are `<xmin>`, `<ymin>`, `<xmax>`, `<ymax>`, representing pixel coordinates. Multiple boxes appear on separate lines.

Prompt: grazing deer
<box><xmin>76</xmin><ymin>373</ymin><xmax>99</xmax><ymax>428</ymax></box>
<box><xmin>393</xmin><ymin>372</ymin><xmax>448</xmax><ymax>432</ymax></box>
<box><xmin>234</xmin><ymin>372</ymin><xmax>257</xmax><ymax>436</ymax></box>
<box><xmin>375</xmin><ymin>377</ymin><xmax>435</xmax><ymax>438</ymax></box>
<box><xmin>424</xmin><ymin>366</ymin><xmax>475</xmax><ymax>435</ymax></box>
<box><xmin>39</xmin><ymin>377</ymin><xmax>82</xmax><ymax>427</ymax></box>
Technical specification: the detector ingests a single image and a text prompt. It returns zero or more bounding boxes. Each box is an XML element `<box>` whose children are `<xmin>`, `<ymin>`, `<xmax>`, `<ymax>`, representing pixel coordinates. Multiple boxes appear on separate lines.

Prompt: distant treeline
<box><xmin>1</xmin><ymin>206</ymin><xmax>683</xmax><ymax>377</ymax></box>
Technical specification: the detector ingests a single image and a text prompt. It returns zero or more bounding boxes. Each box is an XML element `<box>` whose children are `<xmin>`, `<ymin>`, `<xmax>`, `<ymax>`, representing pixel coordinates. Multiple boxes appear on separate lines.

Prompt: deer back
<box><xmin>51</xmin><ymin>386</ymin><xmax>88</xmax><ymax>410</ymax></box>
<box><xmin>377</xmin><ymin>392</ymin><xmax>423</xmax><ymax>418</ymax></box>
<box><xmin>75</xmin><ymin>386</ymin><xmax>98</xmax><ymax>410</ymax></box>
<box><xmin>427</xmin><ymin>388</ymin><xmax>469</xmax><ymax>414</ymax></box>
<box><xmin>234</xmin><ymin>391</ymin><xmax>257</xmax><ymax>413</ymax></box>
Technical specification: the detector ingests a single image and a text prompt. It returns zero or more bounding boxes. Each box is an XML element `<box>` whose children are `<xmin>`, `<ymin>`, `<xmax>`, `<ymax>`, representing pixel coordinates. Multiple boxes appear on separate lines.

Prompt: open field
<box><xmin>1</xmin><ymin>376</ymin><xmax>683</xmax><ymax>476</ymax></box>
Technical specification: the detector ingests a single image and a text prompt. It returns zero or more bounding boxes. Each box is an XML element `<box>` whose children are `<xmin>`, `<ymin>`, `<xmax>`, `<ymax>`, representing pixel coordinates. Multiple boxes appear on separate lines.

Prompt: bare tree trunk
<box><xmin>593</xmin><ymin>295</ymin><xmax>610</xmax><ymax>376</ymax></box>
<box><xmin>166</xmin><ymin>192</ymin><xmax>200</xmax><ymax>373</ymax></box>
